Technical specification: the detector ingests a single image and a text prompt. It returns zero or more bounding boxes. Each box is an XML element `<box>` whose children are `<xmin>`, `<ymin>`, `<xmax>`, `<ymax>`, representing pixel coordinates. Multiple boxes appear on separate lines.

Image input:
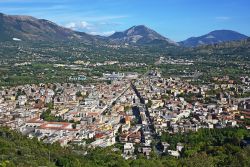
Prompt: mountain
<box><xmin>2</xmin><ymin>12</ymin><xmax>248</xmax><ymax>48</ymax></box>
<box><xmin>179</xmin><ymin>30</ymin><xmax>249</xmax><ymax>47</ymax></box>
<box><xmin>0</xmin><ymin>13</ymin><xmax>102</xmax><ymax>43</ymax></box>
<box><xmin>108</xmin><ymin>25</ymin><xmax>178</xmax><ymax>46</ymax></box>
<box><xmin>0</xmin><ymin>13</ymin><xmax>177</xmax><ymax>46</ymax></box>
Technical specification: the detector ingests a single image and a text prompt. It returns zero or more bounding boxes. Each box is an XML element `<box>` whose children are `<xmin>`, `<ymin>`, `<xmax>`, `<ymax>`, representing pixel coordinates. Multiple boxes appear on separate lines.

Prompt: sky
<box><xmin>0</xmin><ymin>0</ymin><xmax>250</xmax><ymax>41</ymax></box>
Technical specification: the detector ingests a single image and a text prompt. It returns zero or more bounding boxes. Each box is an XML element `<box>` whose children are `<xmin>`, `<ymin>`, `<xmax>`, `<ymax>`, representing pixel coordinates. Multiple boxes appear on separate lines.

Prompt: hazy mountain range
<box><xmin>178</xmin><ymin>30</ymin><xmax>248</xmax><ymax>47</ymax></box>
<box><xmin>0</xmin><ymin>13</ymin><xmax>248</xmax><ymax>47</ymax></box>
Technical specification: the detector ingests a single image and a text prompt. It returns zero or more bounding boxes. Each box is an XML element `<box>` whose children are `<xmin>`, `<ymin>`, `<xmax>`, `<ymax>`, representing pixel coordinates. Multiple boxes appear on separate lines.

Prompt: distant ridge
<box><xmin>108</xmin><ymin>25</ymin><xmax>178</xmax><ymax>46</ymax></box>
<box><xmin>0</xmin><ymin>12</ymin><xmax>103</xmax><ymax>43</ymax></box>
<box><xmin>179</xmin><ymin>30</ymin><xmax>249</xmax><ymax>47</ymax></box>
<box><xmin>0</xmin><ymin>13</ymin><xmax>249</xmax><ymax>48</ymax></box>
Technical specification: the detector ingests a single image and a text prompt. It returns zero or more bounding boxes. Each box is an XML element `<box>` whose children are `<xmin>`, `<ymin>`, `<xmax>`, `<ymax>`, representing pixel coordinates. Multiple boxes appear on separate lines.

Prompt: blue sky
<box><xmin>0</xmin><ymin>0</ymin><xmax>249</xmax><ymax>41</ymax></box>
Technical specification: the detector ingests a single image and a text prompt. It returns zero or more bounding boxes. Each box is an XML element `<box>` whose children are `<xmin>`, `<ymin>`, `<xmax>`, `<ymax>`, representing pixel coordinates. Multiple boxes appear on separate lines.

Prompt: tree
<box><xmin>185</xmin><ymin>152</ymin><xmax>215</xmax><ymax>167</ymax></box>
<box><xmin>0</xmin><ymin>161</ymin><xmax>9</xmax><ymax>167</ymax></box>
<box><xmin>146</xmin><ymin>100</ymin><xmax>153</xmax><ymax>108</ymax></box>
<box><xmin>75</xmin><ymin>91</ymin><xmax>82</xmax><ymax>97</ymax></box>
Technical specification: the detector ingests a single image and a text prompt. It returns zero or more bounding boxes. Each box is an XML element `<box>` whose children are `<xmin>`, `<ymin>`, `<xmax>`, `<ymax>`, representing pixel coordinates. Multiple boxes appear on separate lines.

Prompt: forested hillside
<box><xmin>1</xmin><ymin>127</ymin><xmax>250</xmax><ymax>167</ymax></box>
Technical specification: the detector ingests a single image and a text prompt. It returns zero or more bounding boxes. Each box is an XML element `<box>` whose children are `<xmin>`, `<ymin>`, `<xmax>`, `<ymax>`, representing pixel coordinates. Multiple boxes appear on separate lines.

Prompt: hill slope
<box><xmin>179</xmin><ymin>30</ymin><xmax>248</xmax><ymax>47</ymax></box>
<box><xmin>0</xmin><ymin>13</ymin><xmax>102</xmax><ymax>43</ymax></box>
<box><xmin>108</xmin><ymin>25</ymin><xmax>177</xmax><ymax>46</ymax></box>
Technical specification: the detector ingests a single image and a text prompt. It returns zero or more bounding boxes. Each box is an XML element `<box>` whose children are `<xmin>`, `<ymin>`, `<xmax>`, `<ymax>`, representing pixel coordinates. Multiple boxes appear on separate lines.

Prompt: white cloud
<box><xmin>80</xmin><ymin>21</ymin><xmax>89</xmax><ymax>28</ymax></box>
<box><xmin>65</xmin><ymin>21</ymin><xmax>92</xmax><ymax>30</ymax></box>
<box><xmin>89</xmin><ymin>31</ymin><xmax>115</xmax><ymax>36</ymax></box>
<box><xmin>65</xmin><ymin>22</ymin><xmax>77</xmax><ymax>29</ymax></box>
<box><xmin>65</xmin><ymin>20</ymin><xmax>118</xmax><ymax>36</ymax></box>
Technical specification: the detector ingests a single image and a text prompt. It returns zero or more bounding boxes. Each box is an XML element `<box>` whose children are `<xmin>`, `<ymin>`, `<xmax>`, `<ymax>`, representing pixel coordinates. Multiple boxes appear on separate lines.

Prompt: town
<box><xmin>0</xmin><ymin>69</ymin><xmax>250</xmax><ymax>160</ymax></box>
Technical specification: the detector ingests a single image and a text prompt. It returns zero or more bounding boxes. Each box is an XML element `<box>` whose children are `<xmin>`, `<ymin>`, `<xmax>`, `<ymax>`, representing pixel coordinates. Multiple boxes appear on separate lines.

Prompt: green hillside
<box><xmin>1</xmin><ymin>127</ymin><xmax>250</xmax><ymax>167</ymax></box>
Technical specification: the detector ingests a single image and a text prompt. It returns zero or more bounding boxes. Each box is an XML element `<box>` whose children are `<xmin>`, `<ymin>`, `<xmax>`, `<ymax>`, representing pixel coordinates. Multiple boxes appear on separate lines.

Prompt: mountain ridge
<box><xmin>0</xmin><ymin>13</ymin><xmax>249</xmax><ymax>47</ymax></box>
<box><xmin>179</xmin><ymin>30</ymin><xmax>249</xmax><ymax>47</ymax></box>
<box><xmin>0</xmin><ymin>12</ymin><xmax>177</xmax><ymax>46</ymax></box>
<box><xmin>0</xmin><ymin>12</ymin><xmax>103</xmax><ymax>43</ymax></box>
<box><xmin>109</xmin><ymin>25</ymin><xmax>178</xmax><ymax>46</ymax></box>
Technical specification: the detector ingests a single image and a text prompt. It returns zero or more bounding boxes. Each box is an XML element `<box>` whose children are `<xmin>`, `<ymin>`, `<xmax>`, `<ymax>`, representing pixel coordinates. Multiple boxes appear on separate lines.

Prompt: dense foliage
<box><xmin>0</xmin><ymin>38</ymin><xmax>250</xmax><ymax>86</ymax></box>
<box><xmin>1</xmin><ymin>127</ymin><xmax>250</xmax><ymax>166</ymax></box>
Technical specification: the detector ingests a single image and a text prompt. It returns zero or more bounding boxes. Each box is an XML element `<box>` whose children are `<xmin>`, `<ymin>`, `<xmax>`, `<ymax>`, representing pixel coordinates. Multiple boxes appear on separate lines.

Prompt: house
<box><xmin>123</xmin><ymin>143</ymin><xmax>135</xmax><ymax>159</ymax></box>
<box><xmin>168</xmin><ymin>150</ymin><xmax>180</xmax><ymax>158</ymax></box>
<box><xmin>128</xmin><ymin>131</ymin><xmax>141</xmax><ymax>143</ymax></box>
<box><xmin>176</xmin><ymin>143</ymin><xmax>184</xmax><ymax>152</ymax></box>
<box><xmin>35</xmin><ymin>122</ymin><xmax>74</xmax><ymax>135</ymax></box>
<box><xmin>141</xmin><ymin>147</ymin><xmax>152</xmax><ymax>156</ymax></box>
<box><xmin>26</xmin><ymin>117</ymin><xmax>45</xmax><ymax>127</ymax></box>
<box><xmin>103</xmin><ymin>72</ymin><xmax>124</xmax><ymax>80</ymax></box>
<box><xmin>161</xmin><ymin>142</ymin><xmax>170</xmax><ymax>153</ymax></box>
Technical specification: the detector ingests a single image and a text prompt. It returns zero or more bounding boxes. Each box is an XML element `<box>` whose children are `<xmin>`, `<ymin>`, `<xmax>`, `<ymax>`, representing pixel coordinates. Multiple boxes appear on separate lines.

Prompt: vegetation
<box><xmin>1</xmin><ymin>127</ymin><xmax>250</xmax><ymax>166</ymax></box>
<box><xmin>40</xmin><ymin>109</ymin><xmax>64</xmax><ymax>122</ymax></box>
<box><xmin>0</xmin><ymin>38</ymin><xmax>250</xmax><ymax>86</ymax></box>
<box><xmin>160</xmin><ymin>128</ymin><xmax>250</xmax><ymax>166</ymax></box>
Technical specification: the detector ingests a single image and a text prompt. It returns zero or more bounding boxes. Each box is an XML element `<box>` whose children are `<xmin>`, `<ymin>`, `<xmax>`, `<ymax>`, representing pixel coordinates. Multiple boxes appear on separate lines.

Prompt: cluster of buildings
<box><xmin>0</xmin><ymin>80</ymin><xmax>130</xmax><ymax>147</ymax></box>
<box><xmin>0</xmin><ymin>69</ymin><xmax>249</xmax><ymax>159</ymax></box>
<box><xmin>133</xmin><ymin>71</ymin><xmax>250</xmax><ymax>135</ymax></box>
<box><xmin>155</xmin><ymin>57</ymin><xmax>194</xmax><ymax>65</ymax></box>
